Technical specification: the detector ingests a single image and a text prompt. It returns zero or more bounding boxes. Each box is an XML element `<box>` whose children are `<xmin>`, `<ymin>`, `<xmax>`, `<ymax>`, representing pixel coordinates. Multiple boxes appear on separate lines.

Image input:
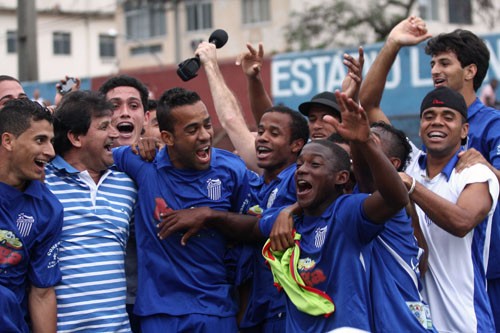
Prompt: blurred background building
<box><xmin>1</xmin><ymin>0</ymin><xmax>498</xmax><ymax>80</ymax></box>
<box><xmin>1</xmin><ymin>0</ymin><xmax>499</xmax><ymax>147</ymax></box>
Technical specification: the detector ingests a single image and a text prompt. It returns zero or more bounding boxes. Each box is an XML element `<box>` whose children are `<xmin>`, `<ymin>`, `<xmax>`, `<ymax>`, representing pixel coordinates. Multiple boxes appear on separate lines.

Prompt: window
<box><xmin>53</xmin><ymin>32</ymin><xmax>71</xmax><ymax>55</ymax></box>
<box><xmin>418</xmin><ymin>0</ymin><xmax>439</xmax><ymax>21</ymax></box>
<box><xmin>448</xmin><ymin>0</ymin><xmax>472</xmax><ymax>24</ymax></box>
<box><xmin>242</xmin><ymin>0</ymin><xmax>270</xmax><ymax>24</ymax></box>
<box><xmin>99</xmin><ymin>34</ymin><xmax>116</xmax><ymax>57</ymax></box>
<box><xmin>7</xmin><ymin>30</ymin><xmax>16</xmax><ymax>53</ymax></box>
<box><xmin>130</xmin><ymin>44</ymin><xmax>162</xmax><ymax>56</ymax></box>
<box><xmin>186</xmin><ymin>0</ymin><xmax>212</xmax><ymax>31</ymax></box>
<box><xmin>124</xmin><ymin>1</ymin><xmax>166</xmax><ymax>40</ymax></box>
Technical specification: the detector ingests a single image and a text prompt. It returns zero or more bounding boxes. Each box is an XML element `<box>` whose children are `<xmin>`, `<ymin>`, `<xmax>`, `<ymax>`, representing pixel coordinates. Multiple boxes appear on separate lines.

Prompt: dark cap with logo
<box><xmin>420</xmin><ymin>86</ymin><xmax>468</xmax><ymax>119</ymax></box>
<box><xmin>298</xmin><ymin>91</ymin><xmax>341</xmax><ymax>119</ymax></box>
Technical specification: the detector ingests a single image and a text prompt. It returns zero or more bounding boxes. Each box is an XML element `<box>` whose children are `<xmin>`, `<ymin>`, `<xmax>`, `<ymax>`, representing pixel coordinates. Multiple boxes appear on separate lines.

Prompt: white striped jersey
<box><xmin>45</xmin><ymin>156</ymin><xmax>137</xmax><ymax>333</ymax></box>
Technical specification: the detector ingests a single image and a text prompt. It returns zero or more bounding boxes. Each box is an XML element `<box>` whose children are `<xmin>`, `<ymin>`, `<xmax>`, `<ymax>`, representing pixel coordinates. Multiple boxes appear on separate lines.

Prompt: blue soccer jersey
<box><xmin>0</xmin><ymin>180</ymin><xmax>64</xmax><ymax>330</ymax></box>
<box><xmin>260</xmin><ymin>193</ymin><xmax>384</xmax><ymax>332</ymax></box>
<box><xmin>113</xmin><ymin>146</ymin><xmax>251</xmax><ymax>318</ymax></box>
<box><xmin>239</xmin><ymin>163</ymin><xmax>297</xmax><ymax>330</ymax></box>
<box><xmin>368</xmin><ymin>208</ymin><xmax>436</xmax><ymax>332</ymax></box>
<box><xmin>466</xmin><ymin>99</ymin><xmax>500</xmax><ymax>279</ymax></box>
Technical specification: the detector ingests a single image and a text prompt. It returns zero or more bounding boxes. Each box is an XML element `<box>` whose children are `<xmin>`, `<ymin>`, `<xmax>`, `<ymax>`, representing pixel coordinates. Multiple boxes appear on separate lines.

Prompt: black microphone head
<box><xmin>209</xmin><ymin>29</ymin><xmax>228</xmax><ymax>49</ymax></box>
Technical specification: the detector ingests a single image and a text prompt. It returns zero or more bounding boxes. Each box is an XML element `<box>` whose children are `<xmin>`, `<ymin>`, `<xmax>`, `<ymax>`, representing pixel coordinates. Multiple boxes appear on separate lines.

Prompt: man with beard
<box><xmin>112</xmin><ymin>86</ymin><xmax>257</xmax><ymax>332</ymax></box>
<box><xmin>45</xmin><ymin>90</ymin><xmax>137</xmax><ymax>332</ymax></box>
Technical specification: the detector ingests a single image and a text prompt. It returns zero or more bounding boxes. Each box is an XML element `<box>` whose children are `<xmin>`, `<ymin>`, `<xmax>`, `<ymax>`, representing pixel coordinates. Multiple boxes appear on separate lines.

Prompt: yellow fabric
<box><xmin>262</xmin><ymin>232</ymin><xmax>335</xmax><ymax>317</ymax></box>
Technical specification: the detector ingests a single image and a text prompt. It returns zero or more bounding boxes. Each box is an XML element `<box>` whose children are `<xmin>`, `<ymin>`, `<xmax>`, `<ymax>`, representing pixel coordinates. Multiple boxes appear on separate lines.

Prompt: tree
<box><xmin>285</xmin><ymin>0</ymin><xmax>499</xmax><ymax>51</ymax></box>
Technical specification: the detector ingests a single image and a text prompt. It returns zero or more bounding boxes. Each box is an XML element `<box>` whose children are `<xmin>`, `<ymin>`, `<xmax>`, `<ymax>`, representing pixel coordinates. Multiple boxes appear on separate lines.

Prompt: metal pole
<box><xmin>17</xmin><ymin>0</ymin><xmax>39</xmax><ymax>81</ymax></box>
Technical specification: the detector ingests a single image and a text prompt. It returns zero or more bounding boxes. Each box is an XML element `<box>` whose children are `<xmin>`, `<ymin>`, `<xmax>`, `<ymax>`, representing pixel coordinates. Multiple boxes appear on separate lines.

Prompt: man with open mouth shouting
<box><xmin>113</xmin><ymin>86</ymin><xmax>257</xmax><ymax>333</ymax></box>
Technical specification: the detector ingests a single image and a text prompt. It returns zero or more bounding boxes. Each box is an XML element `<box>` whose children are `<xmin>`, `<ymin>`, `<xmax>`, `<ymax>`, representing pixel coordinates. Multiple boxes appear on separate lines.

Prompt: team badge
<box><xmin>266</xmin><ymin>187</ymin><xmax>278</xmax><ymax>208</ymax></box>
<box><xmin>16</xmin><ymin>213</ymin><xmax>35</xmax><ymax>237</ymax></box>
<box><xmin>314</xmin><ymin>226</ymin><xmax>327</xmax><ymax>248</ymax></box>
<box><xmin>207</xmin><ymin>178</ymin><xmax>222</xmax><ymax>200</ymax></box>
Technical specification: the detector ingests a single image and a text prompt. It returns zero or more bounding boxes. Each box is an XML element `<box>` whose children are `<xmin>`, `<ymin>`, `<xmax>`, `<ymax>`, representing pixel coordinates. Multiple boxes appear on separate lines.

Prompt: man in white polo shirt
<box><xmin>400</xmin><ymin>87</ymin><xmax>498</xmax><ymax>332</ymax></box>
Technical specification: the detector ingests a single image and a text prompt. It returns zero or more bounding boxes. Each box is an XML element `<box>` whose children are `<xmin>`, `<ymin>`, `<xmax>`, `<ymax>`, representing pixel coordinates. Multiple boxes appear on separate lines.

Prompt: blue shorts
<box><xmin>140</xmin><ymin>313</ymin><xmax>238</xmax><ymax>333</ymax></box>
<box><xmin>488</xmin><ymin>278</ymin><xmax>500</xmax><ymax>332</ymax></box>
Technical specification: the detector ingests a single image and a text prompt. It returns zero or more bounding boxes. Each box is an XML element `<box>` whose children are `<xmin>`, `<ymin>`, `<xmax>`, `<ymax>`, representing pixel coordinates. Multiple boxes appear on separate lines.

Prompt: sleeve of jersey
<box><xmin>229</xmin><ymin>159</ymin><xmax>254</xmax><ymax>214</ymax></box>
<box><xmin>486</xmin><ymin>118</ymin><xmax>500</xmax><ymax>170</ymax></box>
<box><xmin>28</xmin><ymin>203</ymin><xmax>64</xmax><ymax>288</ymax></box>
<box><xmin>258</xmin><ymin>207</ymin><xmax>284</xmax><ymax>238</ymax></box>
<box><xmin>336</xmin><ymin>194</ymin><xmax>385</xmax><ymax>244</ymax></box>
<box><xmin>112</xmin><ymin>145</ymin><xmax>144</xmax><ymax>181</ymax></box>
<box><xmin>460</xmin><ymin>164</ymin><xmax>500</xmax><ymax>215</ymax></box>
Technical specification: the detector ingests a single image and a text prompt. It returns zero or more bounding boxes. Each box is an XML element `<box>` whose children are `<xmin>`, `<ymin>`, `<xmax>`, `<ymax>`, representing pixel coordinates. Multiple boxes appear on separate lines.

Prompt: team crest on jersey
<box><xmin>207</xmin><ymin>178</ymin><xmax>222</xmax><ymax>200</ymax></box>
<box><xmin>16</xmin><ymin>213</ymin><xmax>35</xmax><ymax>237</ymax></box>
<box><xmin>266</xmin><ymin>187</ymin><xmax>278</xmax><ymax>208</ymax></box>
<box><xmin>314</xmin><ymin>226</ymin><xmax>327</xmax><ymax>248</ymax></box>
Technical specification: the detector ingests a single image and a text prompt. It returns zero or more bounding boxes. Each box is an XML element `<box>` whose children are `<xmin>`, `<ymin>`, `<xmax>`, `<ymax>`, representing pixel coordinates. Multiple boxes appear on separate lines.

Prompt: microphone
<box><xmin>177</xmin><ymin>29</ymin><xmax>228</xmax><ymax>82</ymax></box>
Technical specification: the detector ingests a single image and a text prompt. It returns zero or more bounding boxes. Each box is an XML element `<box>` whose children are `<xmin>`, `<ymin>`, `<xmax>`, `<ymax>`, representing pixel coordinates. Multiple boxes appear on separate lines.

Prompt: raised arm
<box><xmin>341</xmin><ymin>46</ymin><xmax>364</xmax><ymax>102</ymax></box>
<box><xmin>197</xmin><ymin>42</ymin><xmax>261</xmax><ymax>173</ymax></box>
<box><xmin>235</xmin><ymin>42</ymin><xmax>273</xmax><ymax>123</ymax></box>
<box><xmin>359</xmin><ymin>16</ymin><xmax>431</xmax><ymax>124</ymax></box>
<box><xmin>325</xmin><ymin>91</ymin><xmax>409</xmax><ymax>223</ymax></box>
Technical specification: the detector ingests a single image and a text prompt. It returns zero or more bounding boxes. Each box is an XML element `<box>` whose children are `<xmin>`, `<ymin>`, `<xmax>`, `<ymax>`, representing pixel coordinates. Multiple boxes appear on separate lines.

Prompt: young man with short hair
<box><xmin>0</xmin><ymin>98</ymin><xmax>63</xmax><ymax>333</ymax></box>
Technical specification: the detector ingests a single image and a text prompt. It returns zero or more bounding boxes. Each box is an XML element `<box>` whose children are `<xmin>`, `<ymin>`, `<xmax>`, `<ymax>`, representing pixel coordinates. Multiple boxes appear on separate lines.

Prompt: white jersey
<box><xmin>406</xmin><ymin>143</ymin><xmax>498</xmax><ymax>333</ymax></box>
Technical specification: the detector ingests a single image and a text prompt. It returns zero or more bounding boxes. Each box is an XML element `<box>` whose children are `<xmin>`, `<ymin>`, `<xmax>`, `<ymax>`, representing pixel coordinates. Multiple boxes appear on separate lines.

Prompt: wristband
<box><xmin>408</xmin><ymin>177</ymin><xmax>416</xmax><ymax>195</ymax></box>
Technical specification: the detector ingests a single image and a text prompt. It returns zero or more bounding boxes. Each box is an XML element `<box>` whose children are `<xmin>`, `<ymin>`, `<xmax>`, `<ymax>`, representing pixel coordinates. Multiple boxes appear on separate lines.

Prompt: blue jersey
<box><xmin>368</xmin><ymin>209</ymin><xmax>436</xmax><ymax>332</ymax></box>
<box><xmin>113</xmin><ymin>146</ymin><xmax>251</xmax><ymax>318</ymax></box>
<box><xmin>0</xmin><ymin>284</ymin><xmax>26</xmax><ymax>333</ymax></box>
<box><xmin>239</xmin><ymin>163</ymin><xmax>297</xmax><ymax>329</ymax></box>
<box><xmin>466</xmin><ymin>99</ymin><xmax>500</xmax><ymax>279</ymax></box>
<box><xmin>0</xmin><ymin>180</ymin><xmax>63</xmax><ymax>325</ymax></box>
<box><xmin>260</xmin><ymin>194</ymin><xmax>383</xmax><ymax>332</ymax></box>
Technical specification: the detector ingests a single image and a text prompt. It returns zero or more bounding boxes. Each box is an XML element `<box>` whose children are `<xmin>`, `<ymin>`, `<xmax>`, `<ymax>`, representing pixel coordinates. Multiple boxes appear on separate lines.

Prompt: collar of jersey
<box><xmin>417</xmin><ymin>148</ymin><xmax>462</xmax><ymax>181</ymax></box>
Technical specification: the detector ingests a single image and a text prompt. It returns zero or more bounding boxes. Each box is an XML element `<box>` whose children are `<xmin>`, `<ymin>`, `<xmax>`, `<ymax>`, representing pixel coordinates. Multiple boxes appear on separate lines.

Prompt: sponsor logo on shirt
<box><xmin>207</xmin><ymin>178</ymin><xmax>222</xmax><ymax>200</ymax></box>
<box><xmin>16</xmin><ymin>213</ymin><xmax>34</xmax><ymax>238</ymax></box>
<box><xmin>298</xmin><ymin>257</ymin><xmax>326</xmax><ymax>287</ymax></box>
<box><xmin>0</xmin><ymin>229</ymin><xmax>23</xmax><ymax>266</ymax></box>
<box><xmin>46</xmin><ymin>241</ymin><xmax>60</xmax><ymax>269</ymax></box>
<box><xmin>406</xmin><ymin>301</ymin><xmax>433</xmax><ymax>329</ymax></box>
